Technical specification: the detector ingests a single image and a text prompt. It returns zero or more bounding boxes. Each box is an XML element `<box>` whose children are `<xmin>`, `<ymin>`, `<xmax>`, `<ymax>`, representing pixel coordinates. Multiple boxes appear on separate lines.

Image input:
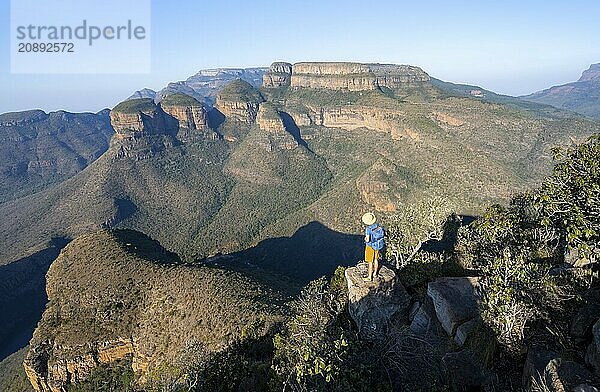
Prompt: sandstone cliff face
<box><xmin>24</xmin><ymin>338</ymin><xmax>136</xmax><ymax>392</ymax></box>
<box><xmin>214</xmin><ymin>79</ymin><xmax>263</xmax><ymax>124</ymax></box>
<box><xmin>24</xmin><ymin>229</ymin><xmax>284</xmax><ymax>392</ymax></box>
<box><xmin>289</xmin><ymin>105</ymin><xmax>404</xmax><ymax>134</ymax></box>
<box><xmin>288</xmin><ymin>62</ymin><xmax>430</xmax><ymax>91</ymax></box>
<box><xmin>160</xmin><ymin>103</ymin><xmax>207</xmax><ymax>130</ymax></box>
<box><xmin>109</xmin><ymin>99</ymin><xmax>177</xmax><ymax>161</ymax></box>
<box><xmin>254</xmin><ymin>103</ymin><xmax>298</xmax><ymax>151</ymax></box>
<box><xmin>109</xmin><ymin>100</ymin><xmax>166</xmax><ymax>137</ymax></box>
<box><xmin>215</xmin><ymin>100</ymin><xmax>260</xmax><ymax>124</ymax></box>
<box><xmin>262</xmin><ymin>62</ymin><xmax>292</xmax><ymax>88</ymax></box>
<box><xmin>158</xmin><ymin>94</ymin><xmax>220</xmax><ymax>141</ymax></box>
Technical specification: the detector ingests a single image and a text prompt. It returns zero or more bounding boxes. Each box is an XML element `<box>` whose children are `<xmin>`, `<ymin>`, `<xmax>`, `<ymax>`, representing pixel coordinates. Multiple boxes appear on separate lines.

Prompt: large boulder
<box><xmin>409</xmin><ymin>297</ymin><xmax>449</xmax><ymax>349</ymax></box>
<box><xmin>345</xmin><ymin>262</ymin><xmax>409</xmax><ymax>340</ymax></box>
<box><xmin>427</xmin><ymin>277</ymin><xmax>480</xmax><ymax>338</ymax></box>
<box><xmin>427</xmin><ymin>277</ymin><xmax>495</xmax><ymax>389</ymax></box>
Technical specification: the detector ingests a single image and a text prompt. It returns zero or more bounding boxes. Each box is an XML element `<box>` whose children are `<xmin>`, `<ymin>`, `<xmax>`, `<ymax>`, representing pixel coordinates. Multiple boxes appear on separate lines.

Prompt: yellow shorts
<box><xmin>365</xmin><ymin>246</ymin><xmax>379</xmax><ymax>263</ymax></box>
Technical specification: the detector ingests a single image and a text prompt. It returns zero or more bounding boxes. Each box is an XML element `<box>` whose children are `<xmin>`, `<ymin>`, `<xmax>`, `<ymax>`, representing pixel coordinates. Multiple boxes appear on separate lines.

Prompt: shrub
<box><xmin>68</xmin><ymin>359</ymin><xmax>135</xmax><ymax>392</ymax></box>
<box><xmin>535</xmin><ymin>135</ymin><xmax>600</xmax><ymax>265</ymax></box>
<box><xmin>272</xmin><ymin>276</ymin><xmax>374</xmax><ymax>391</ymax></box>
<box><xmin>457</xmin><ymin>134</ymin><xmax>600</xmax><ymax>351</ymax></box>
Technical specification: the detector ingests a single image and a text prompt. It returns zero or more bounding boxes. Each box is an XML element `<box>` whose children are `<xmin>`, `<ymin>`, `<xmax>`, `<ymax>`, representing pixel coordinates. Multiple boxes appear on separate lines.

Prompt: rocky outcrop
<box><xmin>109</xmin><ymin>99</ymin><xmax>177</xmax><ymax>160</ymax></box>
<box><xmin>24</xmin><ymin>338</ymin><xmax>136</xmax><ymax>392</ymax></box>
<box><xmin>345</xmin><ymin>262</ymin><xmax>409</xmax><ymax>340</ymax></box>
<box><xmin>579</xmin><ymin>63</ymin><xmax>600</xmax><ymax>82</ymax></box>
<box><xmin>160</xmin><ymin>102</ymin><xmax>207</xmax><ymax>130</ymax></box>
<box><xmin>288</xmin><ymin>105</ymin><xmax>406</xmax><ymax>136</ymax></box>
<box><xmin>254</xmin><ymin>103</ymin><xmax>298</xmax><ymax>150</ymax></box>
<box><xmin>23</xmin><ymin>229</ymin><xmax>284</xmax><ymax>392</ymax></box>
<box><xmin>215</xmin><ymin>99</ymin><xmax>259</xmax><ymax>123</ymax></box>
<box><xmin>426</xmin><ymin>277</ymin><xmax>495</xmax><ymax>389</ymax></box>
<box><xmin>158</xmin><ymin>94</ymin><xmax>218</xmax><ymax>141</ymax></box>
<box><xmin>289</xmin><ymin>62</ymin><xmax>430</xmax><ymax>91</ymax></box>
<box><xmin>427</xmin><ymin>277</ymin><xmax>480</xmax><ymax>339</ymax></box>
<box><xmin>109</xmin><ymin>99</ymin><xmax>165</xmax><ymax>136</ymax></box>
<box><xmin>262</xmin><ymin>62</ymin><xmax>292</xmax><ymax>88</ymax></box>
<box><xmin>214</xmin><ymin>79</ymin><xmax>264</xmax><ymax>124</ymax></box>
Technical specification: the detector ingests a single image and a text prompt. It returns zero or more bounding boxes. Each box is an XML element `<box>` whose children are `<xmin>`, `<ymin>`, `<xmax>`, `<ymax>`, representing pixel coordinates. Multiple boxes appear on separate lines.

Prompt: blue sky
<box><xmin>1</xmin><ymin>0</ymin><xmax>599</xmax><ymax>113</ymax></box>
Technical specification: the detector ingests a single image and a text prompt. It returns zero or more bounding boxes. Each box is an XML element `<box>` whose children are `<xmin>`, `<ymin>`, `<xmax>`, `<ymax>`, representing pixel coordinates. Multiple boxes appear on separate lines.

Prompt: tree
<box><xmin>272</xmin><ymin>277</ymin><xmax>349</xmax><ymax>391</ymax></box>
<box><xmin>535</xmin><ymin>135</ymin><xmax>600</xmax><ymax>266</ymax></box>
<box><xmin>384</xmin><ymin>196</ymin><xmax>454</xmax><ymax>269</ymax></box>
<box><xmin>456</xmin><ymin>134</ymin><xmax>600</xmax><ymax>350</ymax></box>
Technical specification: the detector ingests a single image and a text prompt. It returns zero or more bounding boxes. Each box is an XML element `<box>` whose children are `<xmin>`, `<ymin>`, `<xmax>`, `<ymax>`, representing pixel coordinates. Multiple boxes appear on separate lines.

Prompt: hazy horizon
<box><xmin>2</xmin><ymin>0</ymin><xmax>599</xmax><ymax>113</ymax></box>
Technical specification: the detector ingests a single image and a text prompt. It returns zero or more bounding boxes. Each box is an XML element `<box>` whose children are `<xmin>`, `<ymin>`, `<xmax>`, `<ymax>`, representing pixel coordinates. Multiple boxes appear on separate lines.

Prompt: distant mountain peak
<box><xmin>521</xmin><ymin>62</ymin><xmax>600</xmax><ymax>118</ymax></box>
<box><xmin>579</xmin><ymin>63</ymin><xmax>600</xmax><ymax>82</ymax></box>
<box><xmin>127</xmin><ymin>88</ymin><xmax>157</xmax><ymax>101</ymax></box>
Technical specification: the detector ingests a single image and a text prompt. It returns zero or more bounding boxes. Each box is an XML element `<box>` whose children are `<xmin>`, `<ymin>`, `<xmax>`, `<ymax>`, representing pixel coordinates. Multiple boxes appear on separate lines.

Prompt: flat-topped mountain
<box><xmin>263</xmin><ymin>61</ymin><xmax>430</xmax><ymax>91</ymax></box>
<box><xmin>521</xmin><ymin>63</ymin><xmax>600</xmax><ymax>118</ymax></box>
<box><xmin>2</xmin><ymin>61</ymin><xmax>600</xmax><ymax>391</ymax></box>
<box><xmin>2</xmin><ymin>61</ymin><xmax>598</xmax><ymax>267</ymax></box>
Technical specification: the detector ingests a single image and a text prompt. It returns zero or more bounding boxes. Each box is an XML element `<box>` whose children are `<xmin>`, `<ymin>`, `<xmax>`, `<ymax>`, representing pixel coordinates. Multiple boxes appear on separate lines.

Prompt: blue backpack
<box><xmin>369</xmin><ymin>225</ymin><xmax>385</xmax><ymax>251</ymax></box>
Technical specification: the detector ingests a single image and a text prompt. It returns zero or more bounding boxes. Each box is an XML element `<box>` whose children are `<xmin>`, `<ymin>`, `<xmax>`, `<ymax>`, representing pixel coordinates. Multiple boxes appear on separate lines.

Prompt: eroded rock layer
<box><xmin>271</xmin><ymin>62</ymin><xmax>432</xmax><ymax>91</ymax></box>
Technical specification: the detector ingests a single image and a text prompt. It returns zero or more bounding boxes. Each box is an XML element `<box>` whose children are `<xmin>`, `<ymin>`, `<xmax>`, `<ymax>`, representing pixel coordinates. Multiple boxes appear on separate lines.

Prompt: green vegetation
<box><xmin>112</xmin><ymin>98</ymin><xmax>156</xmax><ymax>113</ymax></box>
<box><xmin>272</xmin><ymin>275</ymin><xmax>379</xmax><ymax>391</ymax></box>
<box><xmin>0</xmin><ymin>347</ymin><xmax>32</xmax><ymax>392</ymax></box>
<box><xmin>21</xmin><ymin>128</ymin><xmax>600</xmax><ymax>392</ymax></box>
<box><xmin>160</xmin><ymin>93</ymin><xmax>203</xmax><ymax>107</ymax></box>
<box><xmin>217</xmin><ymin>79</ymin><xmax>263</xmax><ymax>103</ymax></box>
<box><xmin>457</xmin><ymin>134</ymin><xmax>599</xmax><ymax>351</ymax></box>
<box><xmin>69</xmin><ymin>359</ymin><xmax>135</xmax><ymax>392</ymax></box>
<box><xmin>4</xmin><ymin>67</ymin><xmax>600</xmax><ymax>391</ymax></box>
<box><xmin>256</xmin><ymin>101</ymin><xmax>280</xmax><ymax>120</ymax></box>
<box><xmin>381</xmin><ymin>197</ymin><xmax>464</xmax><ymax>288</ymax></box>
<box><xmin>0</xmin><ymin>110</ymin><xmax>113</xmax><ymax>203</ymax></box>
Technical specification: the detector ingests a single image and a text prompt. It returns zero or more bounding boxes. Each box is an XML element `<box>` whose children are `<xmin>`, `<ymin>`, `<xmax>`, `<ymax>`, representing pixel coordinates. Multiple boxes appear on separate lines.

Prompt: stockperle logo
<box><xmin>10</xmin><ymin>0</ymin><xmax>151</xmax><ymax>74</ymax></box>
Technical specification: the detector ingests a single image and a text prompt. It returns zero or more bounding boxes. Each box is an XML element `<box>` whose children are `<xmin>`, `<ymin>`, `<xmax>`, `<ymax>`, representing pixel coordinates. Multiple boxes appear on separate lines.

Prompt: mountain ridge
<box><xmin>2</xmin><ymin>61</ymin><xmax>600</xmax><ymax>391</ymax></box>
<box><xmin>521</xmin><ymin>63</ymin><xmax>600</xmax><ymax>119</ymax></box>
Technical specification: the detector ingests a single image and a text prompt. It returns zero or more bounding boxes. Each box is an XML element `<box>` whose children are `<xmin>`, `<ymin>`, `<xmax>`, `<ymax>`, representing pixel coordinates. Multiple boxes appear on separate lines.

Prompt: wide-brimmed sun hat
<box><xmin>361</xmin><ymin>212</ymin><xmax>376</xmax><ymax>225</ymax></box>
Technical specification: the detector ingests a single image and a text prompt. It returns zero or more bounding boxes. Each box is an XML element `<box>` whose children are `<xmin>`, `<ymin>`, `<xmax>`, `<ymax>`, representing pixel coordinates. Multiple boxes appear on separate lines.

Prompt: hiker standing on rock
<box><xmin>362</xmin><ymin>212</ymin><xmax>385</xmax><ymax>282</ymax></box>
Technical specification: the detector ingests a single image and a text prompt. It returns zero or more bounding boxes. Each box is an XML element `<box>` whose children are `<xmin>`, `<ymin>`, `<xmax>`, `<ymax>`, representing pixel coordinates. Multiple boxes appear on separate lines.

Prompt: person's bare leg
<box><xmin>374</xmin><ymin>258</ymin><xmax>379</xmax><ymax>279</ymax></box>
<box><xmin>365</xmin><ymin>262</ymin><xmax>373</xmax><ymax>281</ymax></box>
